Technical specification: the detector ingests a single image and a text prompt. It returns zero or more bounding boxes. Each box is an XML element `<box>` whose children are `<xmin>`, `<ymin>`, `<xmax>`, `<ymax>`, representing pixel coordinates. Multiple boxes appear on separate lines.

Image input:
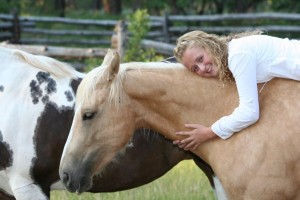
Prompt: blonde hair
<box><xmin>174</xmin><ymin>30</ymin><xmax>263</xmax><ymax>83</ymax></box>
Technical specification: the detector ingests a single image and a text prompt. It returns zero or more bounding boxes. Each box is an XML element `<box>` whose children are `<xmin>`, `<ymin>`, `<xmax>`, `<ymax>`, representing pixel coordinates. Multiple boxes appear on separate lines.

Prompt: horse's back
<box><xmin>0</xmin><ymin>47</ymin><xmax>78</xmax><ymax>144</ymax></box>
<box><xmin>259</xmin><ymin>79</ymin><xmax>300</xmax><ymax>196</ymax></box>
<box><xmin>209</xmin><ymin>78</ymin><xmax>300</xmax><ymax>199</ymax></box>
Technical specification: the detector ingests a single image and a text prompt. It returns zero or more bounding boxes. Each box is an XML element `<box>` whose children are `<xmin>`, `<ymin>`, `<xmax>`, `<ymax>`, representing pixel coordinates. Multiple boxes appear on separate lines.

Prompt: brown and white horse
<box><xmin>60</xmin><ymin>49</ymin><xmax>300</xmax><ymax>200</ymax></box>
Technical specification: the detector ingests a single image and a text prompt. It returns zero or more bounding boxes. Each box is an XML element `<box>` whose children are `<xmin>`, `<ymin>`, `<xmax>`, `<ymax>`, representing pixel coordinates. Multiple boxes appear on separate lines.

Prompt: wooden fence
<box><xmin>1</xmin><ymin>11</ymin><xmax>300</xmax><ymax>58</ymax></box>
<box><xmin>165</xmin><ymin>12</ymin><xmax>300</xmax><ymax>42</ymax></box>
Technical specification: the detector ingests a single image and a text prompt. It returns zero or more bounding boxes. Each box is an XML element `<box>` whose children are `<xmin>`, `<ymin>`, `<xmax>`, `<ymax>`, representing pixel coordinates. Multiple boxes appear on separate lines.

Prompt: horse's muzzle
<box><xmin>59</xmin><ymin>168</ymin><xmax>93</xmax><ymax>193</ymax></box>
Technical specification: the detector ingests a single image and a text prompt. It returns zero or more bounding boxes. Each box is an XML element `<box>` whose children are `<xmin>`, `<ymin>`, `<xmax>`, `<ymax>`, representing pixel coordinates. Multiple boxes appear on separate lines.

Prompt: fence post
<box><xmin>111</xmin><ymin>20</ymin><xmax>126</xmax><ymax>60</ymax></box>
<box><xmin>11</xmin><ymin>8</ymin><xmax>20</xmax><ymax>44</ymax></box>
<box><xmin>162</xmin><ymin>12</ymin><xmax>170</xmax><ymax>43</ymax></box>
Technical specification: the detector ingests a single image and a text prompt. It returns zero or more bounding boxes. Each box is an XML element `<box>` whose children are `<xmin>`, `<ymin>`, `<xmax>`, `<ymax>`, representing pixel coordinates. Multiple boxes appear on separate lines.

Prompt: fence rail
<box><xmin>1</xmin><ymin>12</ymin><xmax>300</xmax><ymax>57</ymax></box>
<box><xmin>0</xmin><ymin>42</ymin><xmax>107</xmax><ymax>58</ymax></box>
<box><xmin>168</xmin><ymin>12</ymin><xmax>300</xmax><ymax>21</ymax></box>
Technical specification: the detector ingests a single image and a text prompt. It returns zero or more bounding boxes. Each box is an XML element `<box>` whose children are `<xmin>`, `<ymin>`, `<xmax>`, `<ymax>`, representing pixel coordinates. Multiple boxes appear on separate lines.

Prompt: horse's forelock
<box><xmin>76</xmin><ymin>66</ymin><xmax>105</xmax><ymax>109</ymax></box>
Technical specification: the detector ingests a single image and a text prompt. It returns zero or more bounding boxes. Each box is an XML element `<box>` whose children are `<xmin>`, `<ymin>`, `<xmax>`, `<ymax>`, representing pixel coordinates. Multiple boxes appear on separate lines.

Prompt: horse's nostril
<box><xmin>62</xmin><ymin>172</ymin><xmax>69</xmax><ymax>184</ymax></box>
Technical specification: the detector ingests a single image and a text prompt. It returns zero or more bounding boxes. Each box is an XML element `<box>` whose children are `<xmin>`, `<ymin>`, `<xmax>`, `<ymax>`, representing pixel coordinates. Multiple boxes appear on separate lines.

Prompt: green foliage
<box><xmin>123</xmin><ymin>9</ymin><xmax>160</xmax><ymax>62</ymax></box>
<box><xmin>267</xmin><ymin>0</ymin><xmax>300</xmax><ymax>12</ymax></box>
<box><xmin>2</xmin><ymin>0</ymin><xmax>300</xmax><ymax>17</ymax></box>
<box><xmin>0</xmin><ymin>0</ymin><xmax>20</xmax><ymax>13</ymax></box>
<box><xmin>83</xmin><ymin>57</ymin><xmax>103</xmax><ymax>72</ymax></box>
<box><xmin>18</xmin><ymin>0</ymin><xmax>55</xmax><ymax>16</ymax></box>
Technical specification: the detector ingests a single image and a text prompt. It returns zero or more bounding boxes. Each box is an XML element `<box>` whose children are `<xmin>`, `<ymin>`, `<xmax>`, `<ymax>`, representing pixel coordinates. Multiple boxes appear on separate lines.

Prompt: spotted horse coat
<box><xmin>0</xmin><ymin>47</ymin><xmax>84</xmax><ymax>200</ymax></box>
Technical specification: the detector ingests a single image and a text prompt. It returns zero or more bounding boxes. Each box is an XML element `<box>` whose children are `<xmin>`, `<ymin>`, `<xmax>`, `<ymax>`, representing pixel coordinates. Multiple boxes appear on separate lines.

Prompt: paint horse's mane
<box><xmin>12</xmin><ymin>48</ymin><xmax>82</xmax><ymax>79</ymax></box>
<box><xmin>77</xmin><ymin>58</ymin><xmax>183</xmax><ymax>109</ymax></box>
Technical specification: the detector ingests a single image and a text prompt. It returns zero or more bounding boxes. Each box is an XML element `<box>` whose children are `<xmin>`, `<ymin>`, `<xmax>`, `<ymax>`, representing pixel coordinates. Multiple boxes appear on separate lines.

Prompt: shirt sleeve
<box><xmin>211</xmin><ymin>52</ymin><xmax>260</xmax><ymax>139</ymax></box>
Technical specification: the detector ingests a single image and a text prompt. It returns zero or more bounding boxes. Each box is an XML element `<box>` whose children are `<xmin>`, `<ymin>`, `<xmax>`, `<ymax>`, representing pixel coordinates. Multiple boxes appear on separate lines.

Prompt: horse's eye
<box><xmin>83</xmin><ymin>112</ymin><xmax>95</xmax><ymax>121</ymax></box>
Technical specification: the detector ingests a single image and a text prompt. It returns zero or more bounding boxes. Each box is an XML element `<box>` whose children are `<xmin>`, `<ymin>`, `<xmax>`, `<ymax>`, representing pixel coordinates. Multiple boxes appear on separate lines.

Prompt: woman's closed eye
<box><xmin>191</xmin><ymin>65</ymin><xmax>199</xmax><ymax>72</ymax></box>
<box><xmin>196</xmin><ymin>56</ymin><xmax>203</xmax><ymax>63</ymax></box>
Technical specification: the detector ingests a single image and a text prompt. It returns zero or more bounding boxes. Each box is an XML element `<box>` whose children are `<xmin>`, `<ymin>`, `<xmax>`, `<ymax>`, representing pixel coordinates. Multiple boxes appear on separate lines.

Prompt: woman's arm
<box><xmin>174</xmin><ymin>52</ymin><xmax>260</xmax><ymax>151</ymax></box>
<box><xmin>212</xmin><ymin>52</ymin><xmax>260</xmax><ymax>139</ymax></box>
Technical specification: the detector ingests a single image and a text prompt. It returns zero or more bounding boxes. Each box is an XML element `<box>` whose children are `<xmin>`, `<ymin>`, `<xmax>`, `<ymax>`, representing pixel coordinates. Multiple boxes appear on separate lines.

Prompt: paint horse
<box><xmin>60</xmin><ymin>49</ymin><xmax>300</xmax><ymax>200</ymax></box>
<box><xmin>0</xmin><ymin>47</ymin><xmax>214</xmax><ymax>200</ymax></box>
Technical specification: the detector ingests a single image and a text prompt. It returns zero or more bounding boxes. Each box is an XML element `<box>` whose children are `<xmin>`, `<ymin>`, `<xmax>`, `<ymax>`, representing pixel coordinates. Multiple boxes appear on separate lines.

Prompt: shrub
<box><xmin>123</xmin><ymin>9</ymin><xmax>160</xmax><ymax>62</ymax></box>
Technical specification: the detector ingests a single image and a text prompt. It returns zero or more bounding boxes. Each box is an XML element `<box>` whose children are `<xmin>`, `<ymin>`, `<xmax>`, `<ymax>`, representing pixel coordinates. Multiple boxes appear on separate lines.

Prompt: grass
<box><xmin>51</xmin><ymin>160</ymin><xmax>216</xmax><ymax>200</ymax></box>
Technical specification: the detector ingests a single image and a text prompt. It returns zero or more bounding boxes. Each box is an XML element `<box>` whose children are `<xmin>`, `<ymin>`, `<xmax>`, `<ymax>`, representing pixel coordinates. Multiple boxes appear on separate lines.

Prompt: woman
<box><xmin>173</xmin><ymin>30</ymin><xmax>300</xmax><ymax>150</ymax></box>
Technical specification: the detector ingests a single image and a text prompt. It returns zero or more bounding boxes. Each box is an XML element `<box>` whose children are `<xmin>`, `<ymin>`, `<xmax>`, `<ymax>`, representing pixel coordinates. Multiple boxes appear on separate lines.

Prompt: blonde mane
<box><xmin>111</xmin><ymin>62</ymin><xmax>184</xmax><ymax>107</ymax></box>
<box><xmin>13</xmin><ymin>49</ymin><xmax>82</xmax><ymax>79</ymax></box>
<box><xmin>77</xmin><ymin>61</ymin><xmax>184</xmax><ymax>108</ymax></box>
<box><xmin>76</xmin><ymin>66</ymin><xmax>107</xmax><ymax>109</ymax></box>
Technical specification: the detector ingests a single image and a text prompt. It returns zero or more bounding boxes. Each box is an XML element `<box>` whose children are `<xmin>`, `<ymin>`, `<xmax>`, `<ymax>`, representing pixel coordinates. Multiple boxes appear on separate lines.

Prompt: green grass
<box><xmin>51</xmin><ymin>160</ymin><xmax>216</xmax><ymax>200</ymax></box>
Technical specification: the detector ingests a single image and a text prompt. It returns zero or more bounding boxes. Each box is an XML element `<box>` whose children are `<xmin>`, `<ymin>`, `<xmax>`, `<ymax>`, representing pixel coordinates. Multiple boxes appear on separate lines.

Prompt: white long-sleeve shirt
<box><xmin>211</xmin><ymin>35</ymin><xmax>300</xmax><ymax>139</ymax></box>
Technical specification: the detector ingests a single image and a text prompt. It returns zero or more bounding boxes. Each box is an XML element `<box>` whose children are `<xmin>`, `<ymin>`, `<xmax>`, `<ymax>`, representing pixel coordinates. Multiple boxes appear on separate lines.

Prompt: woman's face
<box><xmin>181</xmin><ymin>46</ymin><xmax>218</xmax><ymax>78</ymax></box>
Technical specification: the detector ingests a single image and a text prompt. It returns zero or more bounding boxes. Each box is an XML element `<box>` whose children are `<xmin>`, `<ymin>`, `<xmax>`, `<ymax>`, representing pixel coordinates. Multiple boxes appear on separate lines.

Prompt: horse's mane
<box><xmin>13</xmin><ymin>49</ymin><xmax>83</xmax><ymax>79</ymax></box>
<box><xmin>77</xmin><ymin>60</ymin><xmax>184</xmax><ymax>109</ymax></box>
<box><xmin>113</xmin><ymin>61</ymin><xmax>185</xmax><ymax>107</ymax></box>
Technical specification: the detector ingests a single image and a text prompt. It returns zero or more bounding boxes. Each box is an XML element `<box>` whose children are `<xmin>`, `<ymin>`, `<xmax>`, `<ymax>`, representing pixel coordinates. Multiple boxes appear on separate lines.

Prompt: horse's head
<box><xmin>59</xmin><ymin>49</ymin><xmax>135</xmax><ymax>193</ymax></box>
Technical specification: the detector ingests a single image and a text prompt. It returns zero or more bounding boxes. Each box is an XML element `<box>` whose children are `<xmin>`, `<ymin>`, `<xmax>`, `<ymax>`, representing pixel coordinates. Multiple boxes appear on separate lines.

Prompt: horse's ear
<box><xmin>103</xmin><ymin>49</ymin><xmax>120</xmax><ymax>81</ymax></box>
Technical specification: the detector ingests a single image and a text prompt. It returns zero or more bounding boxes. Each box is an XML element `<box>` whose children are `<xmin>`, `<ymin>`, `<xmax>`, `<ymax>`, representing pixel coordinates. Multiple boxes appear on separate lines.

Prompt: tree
<box><xmin>102</xmin><ymin>0</ymin><xmax>122</xmax><ymax>14</ymax></box>
<box><xmin>54</xmin><ymin>0</ymin><xmax>65</xmax><ymax>17</ymax></box>
<box><xmin>268</xmin><ymin>0</ymin><xmax>300</xmax><ymax>12</ymax></box>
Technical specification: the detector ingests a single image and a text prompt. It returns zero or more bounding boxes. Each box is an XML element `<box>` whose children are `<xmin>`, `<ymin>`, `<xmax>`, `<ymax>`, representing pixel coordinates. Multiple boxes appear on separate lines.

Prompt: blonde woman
<box><xmin>173</xmin><ymin>30</ymin><xmax>300</xmax><ymax>150</ymax></box>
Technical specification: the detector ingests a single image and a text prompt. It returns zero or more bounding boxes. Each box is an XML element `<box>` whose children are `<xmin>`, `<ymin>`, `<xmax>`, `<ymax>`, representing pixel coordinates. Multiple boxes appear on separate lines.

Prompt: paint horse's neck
<box><xmin>122</xmin><ymin>64</ymin><xmax>238</xmax><ymax>157</ymax></box>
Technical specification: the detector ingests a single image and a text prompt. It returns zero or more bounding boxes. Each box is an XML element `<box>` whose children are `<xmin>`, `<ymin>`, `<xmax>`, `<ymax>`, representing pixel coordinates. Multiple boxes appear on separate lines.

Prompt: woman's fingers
<box><xmin>185</xmin><ymin>123</ymin><xmax>201</xmax><ymax>128</ymax></box>
<box><xmin>176</xmin><ymin>131</ymin><xmax>190</xmax><ymax>135</ymax></box>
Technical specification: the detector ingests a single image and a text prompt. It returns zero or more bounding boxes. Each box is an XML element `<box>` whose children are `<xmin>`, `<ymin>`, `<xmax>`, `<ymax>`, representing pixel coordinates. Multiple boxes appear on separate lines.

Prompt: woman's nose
<box><xmin>198</xmin><ymin>64</ymin><xmax>206</xmax><ymax>72</ymax></box>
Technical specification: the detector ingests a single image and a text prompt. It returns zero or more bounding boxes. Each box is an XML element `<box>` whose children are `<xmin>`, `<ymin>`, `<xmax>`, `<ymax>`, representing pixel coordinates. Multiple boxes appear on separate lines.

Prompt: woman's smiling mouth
<box><xmin>206</xmin><ymin>65</ymin><xmax>212</xmax><ymax>73</ymax></box>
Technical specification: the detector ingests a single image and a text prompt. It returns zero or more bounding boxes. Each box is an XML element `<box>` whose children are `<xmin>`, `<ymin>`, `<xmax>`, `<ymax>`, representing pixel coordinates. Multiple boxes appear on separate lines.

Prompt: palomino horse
<box><xmin>0</xmin><ymin>47</ymin><xmax>214</xmax><ymax>200</ymax></box>
<box><xmin>60</xmin><ymin>49</ymin><xmax>300</xmax><ymax>199</ymax></box>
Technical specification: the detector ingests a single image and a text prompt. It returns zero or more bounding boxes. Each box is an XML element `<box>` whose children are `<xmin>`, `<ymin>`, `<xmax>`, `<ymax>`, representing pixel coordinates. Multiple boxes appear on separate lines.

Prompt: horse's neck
<box><xmin>124</xmin><ymin>67</ymin><xmax>239</xmax><ymax>141</ymax></box>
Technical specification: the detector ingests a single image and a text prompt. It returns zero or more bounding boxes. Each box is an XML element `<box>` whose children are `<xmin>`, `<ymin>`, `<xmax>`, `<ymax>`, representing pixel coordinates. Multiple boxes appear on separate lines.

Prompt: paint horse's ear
<box><xmin>103</xmin><ymin>49</ymin><xmax>120</xmax><ymax>82</ymax></box>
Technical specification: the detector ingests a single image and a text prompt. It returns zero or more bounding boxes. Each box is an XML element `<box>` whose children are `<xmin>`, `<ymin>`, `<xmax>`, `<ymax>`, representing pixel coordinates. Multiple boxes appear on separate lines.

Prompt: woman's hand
<box><xmin>173</xmin><ymin>124</ymin><xmax>217</xmax><ymax>151</ymax></box>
